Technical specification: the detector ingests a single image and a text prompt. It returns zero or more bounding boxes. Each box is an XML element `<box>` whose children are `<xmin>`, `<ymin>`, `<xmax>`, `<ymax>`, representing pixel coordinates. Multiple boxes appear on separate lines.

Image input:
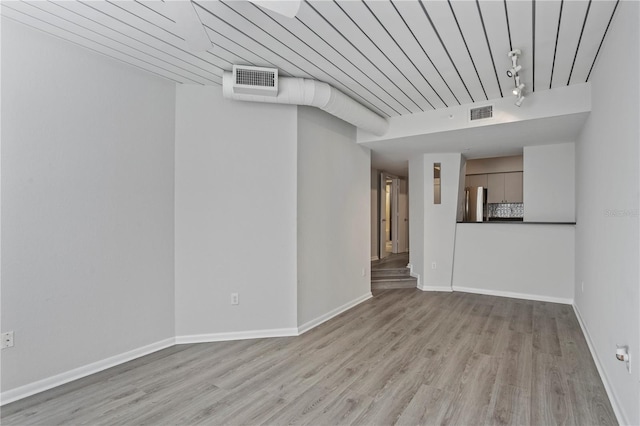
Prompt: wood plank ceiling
<box><xmin>2</xmin><ymin>0</ymin><xmax>619</xmax><ymax>118</ymax></box>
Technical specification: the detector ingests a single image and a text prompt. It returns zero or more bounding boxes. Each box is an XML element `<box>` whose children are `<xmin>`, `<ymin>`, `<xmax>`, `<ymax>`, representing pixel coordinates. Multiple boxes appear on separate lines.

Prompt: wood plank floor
<box><xmin>1</xmin><ymin>290</ymin><xmax>617</xmax><ymax>425</ymax></box>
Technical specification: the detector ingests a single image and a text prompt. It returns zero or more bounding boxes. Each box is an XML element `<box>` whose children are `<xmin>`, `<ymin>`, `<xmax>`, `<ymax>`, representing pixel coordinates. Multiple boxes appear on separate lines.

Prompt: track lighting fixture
<box><xmin>506</xmin><ymin>65</ymin><xmax>521</xmax><ymax>78</ymax></box>
<box><xmin>507</xmin><ymin>48</ymin><xmax>525</xmax><ymax>106</ymax></box>
<box><xmin>508</xmin><ymin>49</ymin><xmax>521</xmax><ymax>58</ymax></box>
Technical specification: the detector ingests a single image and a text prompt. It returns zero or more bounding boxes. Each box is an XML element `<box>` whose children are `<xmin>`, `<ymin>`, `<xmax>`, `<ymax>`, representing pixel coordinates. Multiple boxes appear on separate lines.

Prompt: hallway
<box><xmin>371</xmin><ymin>252</ymin><xmax>409</xmax><ymax>270</ymax></box>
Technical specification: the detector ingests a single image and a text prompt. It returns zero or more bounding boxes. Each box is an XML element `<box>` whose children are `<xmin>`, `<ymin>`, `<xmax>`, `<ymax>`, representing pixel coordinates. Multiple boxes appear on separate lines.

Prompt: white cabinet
<box><xmin>487</xmin><ymin>172</ymin><xmax>523</xmax><ymax>203</ymax></box>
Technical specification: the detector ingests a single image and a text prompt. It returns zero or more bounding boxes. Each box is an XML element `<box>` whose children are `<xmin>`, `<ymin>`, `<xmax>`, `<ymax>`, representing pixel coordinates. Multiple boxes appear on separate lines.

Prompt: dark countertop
<box><xmin>457</xmin><ymin>220</ymin><xmax>576</xmax><ymax>225</ymax></box>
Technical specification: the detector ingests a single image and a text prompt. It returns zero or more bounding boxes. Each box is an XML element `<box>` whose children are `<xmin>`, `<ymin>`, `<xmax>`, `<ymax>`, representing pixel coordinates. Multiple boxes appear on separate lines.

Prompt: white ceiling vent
<box><xmin>222</xmin><ymin>71</ymin><xmax>388</xmax><ymax>136</ymax></box>
<box><xmin>469</xmin><ymin>105</ymin><xmax>493</xmax><ymax>121</ymax></box>
<box><xmin>232</xmin><ymin>65</ymin><xmax>278</xmax><ymax>97</ymax></box>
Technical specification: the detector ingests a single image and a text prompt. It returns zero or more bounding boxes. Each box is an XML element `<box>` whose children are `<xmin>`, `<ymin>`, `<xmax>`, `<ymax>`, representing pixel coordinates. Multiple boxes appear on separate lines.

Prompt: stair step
<box><xmin>371</xmin><ymin>268</ymin><xmax>411</xmax><ymax>277</ymax></box>
<box><xmin>371</xmin><ymin>276</ymin><xmax>417</xmax><ymax>290</ymax></box>
<box><xmin>371</xmin><ymin>275</ymin><xmax>414</xmax><ymax>281</ymax></box>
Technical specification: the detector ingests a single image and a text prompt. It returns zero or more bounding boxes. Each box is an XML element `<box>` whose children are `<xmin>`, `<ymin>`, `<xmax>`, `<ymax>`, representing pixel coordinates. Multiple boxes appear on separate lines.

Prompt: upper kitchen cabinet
<box><xmin>488</xmin><ymin>172</ymin><xmax>523</xmax><ymax>203</ymax></box>
<box><xmin>466</xmin><ymin>155</ymin><xmax>523</xmax><ymax>204</ymax></box>
<box><xmin>465</xmin><ymin>173</ymin><xmax>488</xmax><ymax>189</ymax></box>
<box><xmin>504</xmin><ymin>172</ymin><xmax>523</xmax><ymax>203</ymax></box>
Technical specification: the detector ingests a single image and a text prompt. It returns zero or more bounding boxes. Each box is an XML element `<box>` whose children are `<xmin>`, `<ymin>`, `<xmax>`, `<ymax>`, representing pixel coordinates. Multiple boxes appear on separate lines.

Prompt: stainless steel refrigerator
<box><xmin>464</xmin><ymin>186</ymin><xmax>487</xmax><ymax>222</ymax></box>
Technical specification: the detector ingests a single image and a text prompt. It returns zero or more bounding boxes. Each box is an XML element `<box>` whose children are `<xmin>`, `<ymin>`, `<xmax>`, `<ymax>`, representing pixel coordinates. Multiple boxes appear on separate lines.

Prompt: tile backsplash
<box><xmin>488</xmin><ymin>202</ymin><xmax>524</xmax><ymax>218</ymax></box>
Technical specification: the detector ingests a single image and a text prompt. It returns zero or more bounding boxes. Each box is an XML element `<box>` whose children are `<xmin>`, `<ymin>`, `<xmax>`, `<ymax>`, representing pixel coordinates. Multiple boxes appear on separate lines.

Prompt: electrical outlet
<box><xmin>616</xmin><ymin>344</ymin><xmax>631</xmax><ymax>374</ymax></box>
<box><xmin>431</xmin><ymin>262</ymin><xmax>437</xmax><ymax>270</ymax></box>
<box><xmin>231</xmin><ymin>293</ymin><xmax>239</xmax><ymax>305</ymax></box>
<box><xmin>1</xmin><ymin>331</ymin><xmax>14</xmax><ymax>349</ymax></box>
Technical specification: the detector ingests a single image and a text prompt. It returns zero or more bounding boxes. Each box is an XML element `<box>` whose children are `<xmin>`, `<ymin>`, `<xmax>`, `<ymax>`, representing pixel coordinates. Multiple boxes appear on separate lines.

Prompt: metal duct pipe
<box><xmin>222</xmin><ymin>72</ymin><xmax>389</xmax><ymax>136</ymax></box>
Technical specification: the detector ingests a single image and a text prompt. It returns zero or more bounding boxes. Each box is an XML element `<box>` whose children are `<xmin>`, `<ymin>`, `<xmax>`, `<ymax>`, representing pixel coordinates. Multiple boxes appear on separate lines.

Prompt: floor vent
<box><xmin>232</xmin><ymin>65</ymin><xmax>278</xmax><ymax>96</ymax></box>
<box><xmin>469</xmin><ymin>105</ymin><xmax>493</xmax><ymax>121</ymax></box>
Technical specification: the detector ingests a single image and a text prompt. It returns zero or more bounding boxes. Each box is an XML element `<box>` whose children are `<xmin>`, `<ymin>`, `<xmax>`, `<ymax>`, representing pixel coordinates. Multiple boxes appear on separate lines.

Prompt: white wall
<box><xmin>1</xmin><ymin>19</ymin><xmax>176</xmax><ymax>393</ymax></box>
<box><xmin>452</xmin><ymin>224</ymin><xmax>574</xmax><ymax>303</ymax></box>
<box><xmin>174</xmin><ymin>86</ymin><xmax>298</xmax><ymax>337</ymax></box>
<box><xmin>574</xmin><ymin>2</ymin><xmax>640</xmax><ymax>424</ymax></box>
<box><xmin>408</xmin><ymin>158</ymin><xmax>425</xmax><ymax>286</ymax></box>
<box><xmin>409</xmin><ymin>153</ymin><xmax>462</xmax><ymax>291</ymax></box>
<box><xmin>297</xmin><ymin>107</ymin><xmax>371</xmax><ymax>329</ymax></box>
<box><xmin>524</xmin><ymin>143</ymin><xmax>575</xmax><ymax>222</ymax></box>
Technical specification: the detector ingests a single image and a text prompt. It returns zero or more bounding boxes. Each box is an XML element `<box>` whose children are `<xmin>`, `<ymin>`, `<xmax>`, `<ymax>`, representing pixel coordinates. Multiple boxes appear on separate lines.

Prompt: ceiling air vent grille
<box><xmin>232</xmin><ymin>65</ymin><xmax>278</xmax><ymax>97</ymax></box>
<box><xmin>469</xmin><ymin>105</ymin><xmax>493</xmax><ymax>121</ymax></box>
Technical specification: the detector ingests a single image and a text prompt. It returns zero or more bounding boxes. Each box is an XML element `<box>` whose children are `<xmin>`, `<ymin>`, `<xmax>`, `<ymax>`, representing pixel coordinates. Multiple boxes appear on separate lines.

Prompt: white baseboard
<box><xmin>0</xmin><ymin>337</ymin><xmax>175</xmax><ymax>406</ymax></box>
<box><xmin>418</xmin><ymin>285</ymin><xmax>452</xmax><ymax>292</ymax></box>
<box><xmin>407</xmin><ymin>263</ymin><xmax>421</xmax><ymax>288</ymax></box>
<box><xmin>297</xmin><ymin>292</ymin><xmax>373</xmax><ymax>335</ymax></box>
<box><xmin>175</xmin><ymin>328</ymin><xmax>298</xmax><ymax>344</ymax></box>
<box><xmin>573</xmin><ymin>304</ymin><xmax>627</xmax><ymax>426</ymax></box>
<box><xmin>452</xmin><ymin>286</ymin><xmax>573</xmax><ymax>305</ymax></box>
<box><xmin>370</xmin><ymin>256</ymin><xmax>379</xmax><ymax>261</ymax></box>
<box><xmin>1</xmin><ymin>293</ymin><xmax>379</xmax><ymax>406</ymax></box>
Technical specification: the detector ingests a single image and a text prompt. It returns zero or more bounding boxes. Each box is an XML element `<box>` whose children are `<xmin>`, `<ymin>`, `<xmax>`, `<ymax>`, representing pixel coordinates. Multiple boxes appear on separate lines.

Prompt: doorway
<box><xmin>379</xmin><ymin>173</ymin><xmax>408</xmax><ymax>260</ymax></box>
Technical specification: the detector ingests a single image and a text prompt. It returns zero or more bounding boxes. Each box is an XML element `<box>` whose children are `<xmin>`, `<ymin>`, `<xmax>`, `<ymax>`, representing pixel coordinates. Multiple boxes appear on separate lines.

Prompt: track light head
<box><xmin>512</xmin><ymin>83</ymin><xmax>525</xmax><ymax>96</ymax></box>
<box><xmin>506</xmin><ymin>65</ymin><xmax>522</xmax><ymax>78</ymax></box>
<box><xmin>515</xmin><ymin>95</ymin><xmax>525</xmax><ymax>107</ymax></box>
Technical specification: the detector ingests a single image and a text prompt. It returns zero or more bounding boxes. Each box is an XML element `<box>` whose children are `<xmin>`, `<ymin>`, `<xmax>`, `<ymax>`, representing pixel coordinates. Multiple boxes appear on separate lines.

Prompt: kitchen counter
<box><xmin>457</xmin><ymin>220</ymin><xmax>576</xmax><ymax>225</ymax></box>
<box><xmin>452</xmin><ymin>221</ymin><xmax>575</xmax><ymax>303</ymax></box>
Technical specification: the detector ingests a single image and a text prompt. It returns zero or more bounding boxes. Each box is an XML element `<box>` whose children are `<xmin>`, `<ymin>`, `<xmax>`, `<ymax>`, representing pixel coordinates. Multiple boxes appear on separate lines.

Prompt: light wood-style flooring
<box><xmin>1</xmin><ymin>290</ymin><xmax>617</xmax><ymax>425</ymax></box>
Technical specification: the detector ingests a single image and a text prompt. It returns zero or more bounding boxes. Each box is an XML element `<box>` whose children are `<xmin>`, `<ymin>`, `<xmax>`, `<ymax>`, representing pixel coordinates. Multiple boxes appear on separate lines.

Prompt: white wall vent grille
<box><xmin>232</xmin><ymin>65</ymin><xmax>278</xmax><ymax>96</ymax></box>
<box><xmin>469</xmin><ymin>105</ymin><xmax>493</xmax><ymax>121</ymax></box>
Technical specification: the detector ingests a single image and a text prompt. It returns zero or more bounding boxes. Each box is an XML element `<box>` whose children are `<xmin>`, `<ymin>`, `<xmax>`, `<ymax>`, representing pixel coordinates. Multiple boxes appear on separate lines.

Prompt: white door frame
<box><xmin>391</xmin><ymin>178</ymin><xmax>399</xmax><ymax>254</ymax></box>
<box><xmin>397</xmin><ymin>178</ymin><xmax>409</xmax><ymax>253</ymax></box>
<box><xmin>379</xmin><ymin>173</ymin><xmax>400</xmax><ymax>258</ymax></box>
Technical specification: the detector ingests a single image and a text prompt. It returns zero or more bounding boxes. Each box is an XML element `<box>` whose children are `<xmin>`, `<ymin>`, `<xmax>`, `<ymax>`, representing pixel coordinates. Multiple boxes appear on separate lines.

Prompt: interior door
<box><xmin>391</xmin><ymin>178</ymin><xmax>399</xmax><ymax>254</ymax></box>
<box><xmin>398</xmin><ymin>179</ymin><xmax>409</xmax><ymax>253</ymax></box>
<box><xmin>379</xmin><ymin>173</ymin><xmax>405</xmax><ymax>257</ymax></box>
<box><xmin>379</xmin><ymin>172</ymin><xmax>390</xmax><ymax>259</ymax></box>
